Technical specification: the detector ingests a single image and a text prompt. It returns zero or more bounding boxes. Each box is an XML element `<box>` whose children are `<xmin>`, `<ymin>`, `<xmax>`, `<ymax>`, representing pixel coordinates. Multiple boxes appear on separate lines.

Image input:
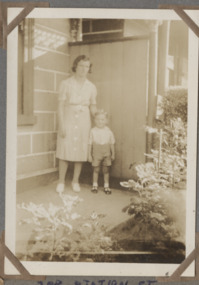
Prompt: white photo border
<box><xmin>5</xmin><ymin>8</ymin><xmax>198</xmax><ymax>277</ymax></box>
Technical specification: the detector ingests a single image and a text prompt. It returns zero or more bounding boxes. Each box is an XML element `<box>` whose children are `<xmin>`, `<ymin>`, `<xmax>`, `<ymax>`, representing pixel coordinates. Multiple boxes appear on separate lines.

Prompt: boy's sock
<box><xmin>104</xmin><ymin>183</ymin><xmax>109</xmax><ymax>188</ymax></box>
<box><xmin>93</xmin><ymin>182</ymin><xmax>98</xmax><ymax>187</ymax></box>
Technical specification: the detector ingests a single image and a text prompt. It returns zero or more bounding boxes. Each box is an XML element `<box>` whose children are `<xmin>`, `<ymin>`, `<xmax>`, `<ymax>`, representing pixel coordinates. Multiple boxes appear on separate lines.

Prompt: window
<box><xmin>18</xmin><ymin>19</ymin><xmax>36</xmax><ymax>126</ymax></box>
<box><xmin>69</xmin><ymin>19</ymin><xmax>124</xmax><ymax>43</ymax></box>
<box><xmin>82</xmin><ymin>19</ymin><xmax>124</xmax><ymax>41</ymax></box>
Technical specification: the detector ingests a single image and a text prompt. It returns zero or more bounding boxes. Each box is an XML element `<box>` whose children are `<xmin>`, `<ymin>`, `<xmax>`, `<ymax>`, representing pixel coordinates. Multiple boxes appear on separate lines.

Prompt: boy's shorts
<box><xmin>92</xmin><ymin>144</ymin><xmax>112</xmax><ymax>167</ymax></box>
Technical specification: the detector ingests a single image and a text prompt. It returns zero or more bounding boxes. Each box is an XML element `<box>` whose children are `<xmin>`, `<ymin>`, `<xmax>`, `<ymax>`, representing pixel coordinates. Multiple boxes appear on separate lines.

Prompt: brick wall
<box><xmin>17</xmin><ymin>19</ymin><xmax>70</xmax><ymax>180</ymax></box>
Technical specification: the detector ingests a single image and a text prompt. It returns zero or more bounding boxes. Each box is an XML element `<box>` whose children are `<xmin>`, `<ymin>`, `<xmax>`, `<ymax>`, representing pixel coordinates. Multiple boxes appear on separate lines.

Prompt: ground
<box><xmin>16</xmin><ymin>178</ymin><xmax>186</xmax><ymax>262</ymax></box>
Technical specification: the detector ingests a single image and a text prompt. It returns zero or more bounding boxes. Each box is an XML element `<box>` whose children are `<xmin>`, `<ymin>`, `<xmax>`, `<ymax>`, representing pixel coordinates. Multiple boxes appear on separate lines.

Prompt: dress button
<box><xmin>75</xmin><ymin>125</ymin><xmax>78</xmax><ymax>129</ymax></box>
<box><xmin>75</xmin><ymin>114</ymin><xmax>79</xmax><ymax>118</ymax></box>
<box><xmin>74</xmin><ymin>148</ymin><xmax>77</xmax><ymax>151</ymax></box>
<box><xmin>74</xmin><ymin>137</ymin><xmax>78</xmax><ymax>141</ymax></box>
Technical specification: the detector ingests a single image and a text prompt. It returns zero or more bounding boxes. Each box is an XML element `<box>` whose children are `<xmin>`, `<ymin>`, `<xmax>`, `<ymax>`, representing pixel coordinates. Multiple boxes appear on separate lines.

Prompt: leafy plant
<box><xmin>18</xmin><ymin>194</ymin><xmax>114</xmax><ymax>261</ymax></box>
<box><xmin>120</xmin><ymin>114</ymin><xmax>187</xmax><ymax>242</ymax></box>
<box><xmin>122</xmin><ymin>188</ymin><xmax>180</xmax><ymax>240</ymax></box>
<box><xmin>65</xmin><ymin>212</ymin><xmax>114</xmax><ymax>259</ymax></box>
<box><xmin>18</xmin><ymin>194</ymin><xmax>83</xmax><ymax>260</ymax></box>
<box><xmin>122</xmin><ymin>118</ymin><xmax>187</xmax><ymax>190</ymax></box>
<box><xmin>153</xmin><ymin>118</ymin><xmax>186</xmax><ymax>188</ymax></box>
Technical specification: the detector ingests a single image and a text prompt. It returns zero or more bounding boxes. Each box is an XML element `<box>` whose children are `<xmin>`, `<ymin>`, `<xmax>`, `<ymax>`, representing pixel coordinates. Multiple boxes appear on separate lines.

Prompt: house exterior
<box><xmin>16</xmin><ymin>18</ymin><xmax>188</xmax><ymax>190</ymax></box>
<box><xmin>17</xmin><ymin>19</ymin><xmax>70</xmax><ymax>190</ymax></box>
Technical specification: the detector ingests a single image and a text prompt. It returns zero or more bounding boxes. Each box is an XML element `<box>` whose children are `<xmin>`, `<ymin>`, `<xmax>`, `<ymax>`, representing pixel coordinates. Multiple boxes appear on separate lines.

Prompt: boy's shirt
<box><xmin>89</xmin><ymin>126</ymin><xmax>115</xmax><ymax>145</ymax></box>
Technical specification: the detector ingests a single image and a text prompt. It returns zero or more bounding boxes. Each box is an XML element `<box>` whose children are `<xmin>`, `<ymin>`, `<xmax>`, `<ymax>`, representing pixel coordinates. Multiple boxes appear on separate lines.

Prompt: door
<box><xmin>69</xmin><ymin>38</ymin><xmax>149</xmax><ymax>179</ymax></box>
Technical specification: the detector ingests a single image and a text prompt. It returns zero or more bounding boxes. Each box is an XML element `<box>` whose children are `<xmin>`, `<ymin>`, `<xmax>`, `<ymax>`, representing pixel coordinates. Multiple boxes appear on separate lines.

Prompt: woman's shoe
<box><xmin>56</xmin><ymin>183</ymin><xmax>65</xmax><ymax>193</ymax></box>
<box><xmin>104</xmin><ymin>187</ymin><xmax>112</xmax><ymax>195</ymax></box>
<box><xmin>91</xmin><ymin>186</ymin><xmax>98</xmax><ymax>193</ymax></box>
<box><xmin>72</xmin><ymin>182</ymin><xmax>81</xmax><ymax>192</ymax></box>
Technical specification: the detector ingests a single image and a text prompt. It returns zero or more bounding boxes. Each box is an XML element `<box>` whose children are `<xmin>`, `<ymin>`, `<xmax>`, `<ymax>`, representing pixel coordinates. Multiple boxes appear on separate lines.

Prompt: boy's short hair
<box><xmin>94</xmin><ymin>109</ymin><xmax>108</xmax><ymax>118</ymax></box>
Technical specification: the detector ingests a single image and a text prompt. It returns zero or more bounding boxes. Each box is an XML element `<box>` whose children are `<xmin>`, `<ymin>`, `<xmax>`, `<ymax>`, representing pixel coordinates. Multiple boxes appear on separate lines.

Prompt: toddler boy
<box><xmin>88</xmin><ymin>110</ymin><xmax>115</xmax><ymax>194</ymax></box>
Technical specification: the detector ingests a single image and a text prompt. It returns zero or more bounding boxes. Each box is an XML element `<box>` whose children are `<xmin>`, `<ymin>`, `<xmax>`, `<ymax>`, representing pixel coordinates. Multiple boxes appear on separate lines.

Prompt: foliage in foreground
<box><xmin>121</xmin><ymin>186</ymin><xmax>180</xmax><ymax>241</ymax></box>
<box><xmin>18</xmin><ymin>194</ymin><xmax>113</xmax><ymax>261</ymax></box>
<box><xmin>120</xmin><ymin>98</ymin><xmax>187</xmax><ymax>242</ymax></box>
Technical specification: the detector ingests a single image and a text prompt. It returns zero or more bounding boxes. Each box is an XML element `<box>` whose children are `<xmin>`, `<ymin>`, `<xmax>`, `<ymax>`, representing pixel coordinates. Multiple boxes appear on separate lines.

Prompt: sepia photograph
<box><xmin>5</xmin><ymin>8</ymin><xmax>198</xmax><ymax>276</ymax></box>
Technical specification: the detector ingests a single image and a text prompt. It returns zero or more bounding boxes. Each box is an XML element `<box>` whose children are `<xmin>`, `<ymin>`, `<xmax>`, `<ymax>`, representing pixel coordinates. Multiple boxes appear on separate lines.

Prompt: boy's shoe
<box><xmin>104</xmin><ymin>187</ymin><xmax>112</xmax><ymax>195</ymax></box>
<box><xmin>72</xmin><ymin>182</ymin><xmax>81</xmax><ymax>192</ymax></box>
<box><xmin>91</xmin><ymin>186</ymin><xmax>98</xmax><ymax>193</ymax></box>
<box><xmin>56</xmin><ymin>183</ymin><xmax>65</xmax><ymax>193</ymax></box>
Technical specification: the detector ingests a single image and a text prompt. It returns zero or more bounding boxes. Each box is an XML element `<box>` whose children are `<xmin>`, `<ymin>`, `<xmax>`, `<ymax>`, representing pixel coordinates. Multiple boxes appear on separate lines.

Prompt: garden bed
<box><xmin>17</xmin><ymin>242</ymin><xmax>185</xmax><ymax>263</ymax></box>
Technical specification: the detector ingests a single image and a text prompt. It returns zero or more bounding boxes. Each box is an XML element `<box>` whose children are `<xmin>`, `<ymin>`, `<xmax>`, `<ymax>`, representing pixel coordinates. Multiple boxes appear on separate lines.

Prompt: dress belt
<box><xmin>69</xmin><ymin>104</ymin><xmax>88</xmax><ymax>112</ymax></box>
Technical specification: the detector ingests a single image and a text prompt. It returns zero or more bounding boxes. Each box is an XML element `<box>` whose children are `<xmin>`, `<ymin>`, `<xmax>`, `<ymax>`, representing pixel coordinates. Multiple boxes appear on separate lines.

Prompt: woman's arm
<box><xmin>90</xmin><ymin>104</ymin><xmax>97</xmax><ymax>117</ymax></box>
<box><xmin>88</xmin><ymin>144</ymin><xmax>93</xmax><ymax>162</ymax></box>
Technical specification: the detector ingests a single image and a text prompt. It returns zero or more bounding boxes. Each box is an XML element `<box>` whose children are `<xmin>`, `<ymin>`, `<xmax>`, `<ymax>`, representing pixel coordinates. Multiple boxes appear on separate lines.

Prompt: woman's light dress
<box><xmin>56</xmin><ymin>76</ymin><xmax>97</xmax><ymax>161</ymax></box>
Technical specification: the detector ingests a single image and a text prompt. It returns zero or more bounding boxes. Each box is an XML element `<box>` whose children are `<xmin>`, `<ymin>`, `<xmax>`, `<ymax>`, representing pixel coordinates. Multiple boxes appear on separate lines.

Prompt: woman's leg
<box><xmin>93</xmin><ymin>166</ymin><xmax>100</xmax><ymax>186</ymax></box>
<box><xmin>59</xmin><ymin>159</ymin><xmax>68</xmax><ymax>183</ymax></box>
<box><xmin>72</xmin><ymin>162</ymin><xmax>83</xmax><ymax>184</ymax></box>
<box><xmin>91</xmin><ymin>166</ymin><xmax>99</xmax><ymax>193</ymax></box>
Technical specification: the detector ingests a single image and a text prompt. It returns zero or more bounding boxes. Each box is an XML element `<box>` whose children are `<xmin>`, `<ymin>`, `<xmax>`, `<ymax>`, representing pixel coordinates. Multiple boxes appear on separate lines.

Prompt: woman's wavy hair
<box><xmin>72</xmin><ymin>55</ymin><xmax>92</xmax><ymax>73</ymax></box>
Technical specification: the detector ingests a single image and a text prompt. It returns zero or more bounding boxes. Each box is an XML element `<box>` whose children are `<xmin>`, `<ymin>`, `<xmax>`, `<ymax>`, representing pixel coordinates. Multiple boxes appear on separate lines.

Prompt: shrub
<box><xmin>162</xmin><ymin>87</ymin><xmax>187</xmax><ymax>123</ymax></box>
<box><xmin>120</xmin><ymin>120</ymin><xmax>187</xmax><ymax>242</ymax></box>
<box><xmin>122</xmin><ymin>118</ymin><xmax>187</xmax><ymax>191</ymax></box>
<box><xmin>122</xmin><ymin>188</ymin><xmax>180</xmax><ymax>241</ymax></box>
<box><xmin>120</xmin><ymin>87</ymin><xmax>187</xmax><ymax>244</ymax></box>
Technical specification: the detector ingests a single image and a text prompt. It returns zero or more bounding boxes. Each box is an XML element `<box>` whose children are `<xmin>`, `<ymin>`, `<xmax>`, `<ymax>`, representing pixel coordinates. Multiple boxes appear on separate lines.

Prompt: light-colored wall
<box><xmin>17</xmin><ymin>19</ymin><xmax>70</xmax><ymax>180</ymax></box>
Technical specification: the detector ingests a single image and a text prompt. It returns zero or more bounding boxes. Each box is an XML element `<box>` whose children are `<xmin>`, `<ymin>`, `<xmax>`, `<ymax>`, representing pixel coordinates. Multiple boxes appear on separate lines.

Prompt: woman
<box><xmin>56</xmin><ymin>55</ymin><xmax>97</xmax><ymax>193</ymax></box>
